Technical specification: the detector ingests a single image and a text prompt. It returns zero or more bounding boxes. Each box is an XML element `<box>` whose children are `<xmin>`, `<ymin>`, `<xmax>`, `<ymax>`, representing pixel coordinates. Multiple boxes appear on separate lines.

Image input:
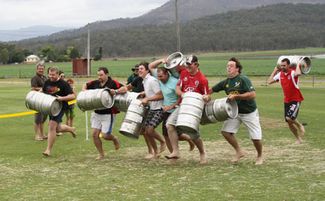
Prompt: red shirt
<box><xmin>177</xmin><ymin>69</ymin><xmax>209</xmax><ymax>95</ymax></box>
<box><xmin>274</xmin><ymin>69</ymin><xmax>304</xmax><ymax>103</ymax></box>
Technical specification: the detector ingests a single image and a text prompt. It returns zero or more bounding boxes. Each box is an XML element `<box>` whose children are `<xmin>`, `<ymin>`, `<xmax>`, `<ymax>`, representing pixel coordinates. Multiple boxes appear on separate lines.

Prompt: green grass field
<box><xmin>0</xmin><ymin>76</ymin><xmax>324</xmax><ymax>200</ymax></box>
<box><xmin>1</xmin><ymin>47</ymin><xmax>325</xmax><ymax>78</ymax></box>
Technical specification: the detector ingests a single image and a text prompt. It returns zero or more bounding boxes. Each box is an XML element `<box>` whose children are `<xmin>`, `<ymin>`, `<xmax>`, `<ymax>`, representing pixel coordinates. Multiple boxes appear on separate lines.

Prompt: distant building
<box><xmin>25</xmin><ymin>55</ymin><xmax>40</xmax><ymax>64</ymax></box>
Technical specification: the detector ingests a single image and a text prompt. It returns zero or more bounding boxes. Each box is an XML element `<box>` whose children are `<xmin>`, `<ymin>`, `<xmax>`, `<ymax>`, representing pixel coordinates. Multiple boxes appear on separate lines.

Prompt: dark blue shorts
<box><xmin>284</xmin><ymin>102</ymin><xmax>301</xmax><ymax>121</ymax></box>
<box><xmin>49</xmin><ymin>109</ymin><xmax>65</xmax><ymax>123</ymax></box>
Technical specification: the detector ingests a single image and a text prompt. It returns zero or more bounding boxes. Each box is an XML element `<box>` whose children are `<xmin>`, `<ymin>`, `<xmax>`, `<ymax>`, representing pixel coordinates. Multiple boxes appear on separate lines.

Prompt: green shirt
<box><xmin>212</xmin><ymin>74</ymin><xmax>257</xmax><ymax>114</ymax></box>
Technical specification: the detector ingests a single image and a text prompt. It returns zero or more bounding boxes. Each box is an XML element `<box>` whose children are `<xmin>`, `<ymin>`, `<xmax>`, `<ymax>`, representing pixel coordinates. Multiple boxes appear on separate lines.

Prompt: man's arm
<box><xmin>294</xmin><ymin>63</ymin><xmax>302</xmax><ymax>77</ymax></box>
<box><xmin>228</xmin><ymin>91</ymin><xmax>256</xmax><ymax>101</ymax></box>
<box><xmin>149</xmin><ymin>58</ymin><xmax>166</xmax><ymax>71</ymax></box>
<box><xmin>267</xmin><ymin>67</ymin><xmax>279</xmax><ymax>85</ymax></box>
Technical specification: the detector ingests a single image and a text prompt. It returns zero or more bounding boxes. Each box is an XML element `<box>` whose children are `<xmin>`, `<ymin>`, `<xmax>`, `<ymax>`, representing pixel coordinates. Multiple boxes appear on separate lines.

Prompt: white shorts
<box><xmin>91</xmin><ymin>112</ymin><xmax>116</xmax><ymax>134</ymax></box>
<box><xmin>222</xmin><ymin>109</ymin><xmax>262</xmax><ymax>140</ymax></box>
<box><xmin>166</xmin><ymin>107</ymin><xmax>179</xmax><ymax>126</ymax></box>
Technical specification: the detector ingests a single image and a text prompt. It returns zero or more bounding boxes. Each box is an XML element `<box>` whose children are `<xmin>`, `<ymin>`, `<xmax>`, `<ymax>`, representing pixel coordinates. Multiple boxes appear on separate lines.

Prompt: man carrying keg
<box><xmin>205</xmin><ymin>57</ymin><xmax>263</xmax><ymax>165</ymax></box>
<box><xmin>82</xmin><ymin>67</ymin><xmax>121</xmax><ymax>160</ymax></box>
<box><xmin>31</xmin><ymin>61</ymin><xmax>48</xmax><ymax>141</ymax></box>
<box><xmin>267</xmin><ymin>58</ymin><xmax>305</xmax><ymax>144</ymax></box>
<box><xmin>165</xmin><ymin>55</ymin><xmax>209</xmax><ymax>164</ymax></box>
<box><xmin>149</xmin><ymin>59</ymin><xmax>195</xmax><ymax>153</ymax></box>
<box><xmin>42</xmin><ymin>67</ymin><xmax>76</xmax><ymax>157</ymax></box>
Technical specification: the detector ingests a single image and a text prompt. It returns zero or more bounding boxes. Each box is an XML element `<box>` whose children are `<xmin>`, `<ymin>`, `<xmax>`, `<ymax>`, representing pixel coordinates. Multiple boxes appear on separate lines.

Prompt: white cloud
<box><xmin>0</xmin><ymin>0</ymin><xmax>169</xmax><ymax>30</ymax></box>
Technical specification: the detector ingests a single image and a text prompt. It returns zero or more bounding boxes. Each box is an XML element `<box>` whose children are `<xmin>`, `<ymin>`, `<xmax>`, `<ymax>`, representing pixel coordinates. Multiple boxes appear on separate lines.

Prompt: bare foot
<box><xmin>159</xmin><ymin>142</ymin><xmax>166</xmax><ymax>154</ymax></box>
<box><xmin>231</xmin><ymin>151</ymin><xmax>245</xmax><ymax>163</ymax></box>
<box><xmin>295</xmin><ymin>138</ymin><xmax>303</xmax><ymax>144</ymax></box>
<box><xmin>188</xmin><ymin>140</ymin><xmax>195</xmax><ymax>151</ymax></box>
<box><xmin>42</xmin><ymin>150</ymin><xmax>50</xmax><ymax>157</ymax></box>
<box><xmin>96</xmin><ymin>155</ymin><xmax>104</xmax><ymax>160</ymax></box>
<box><xmin>145</xmin><ymin>154</ymin><xmax>155</xmax><ymax>160</ymax></box>
<box><xmin>56</xmin><ymin>132</ymin><xmax>63</xmax><ymax>136</ymax></box>
<box><xmin>70</xmin><ymin>127</ymin><xmax>77</xmax><ymax>138</ymax></box>
<box><xmin>113</xmin><ymin>137</ymin><xmax>120</xmax><ymax>150</ymax></box>
<box><xmin>199</xmin><ymin>153</ymin><xmax>207</xmax><ymax>164</ymax></box>
<box><xmin>165</xmin><ymin>153</ymin><xmax>180</xmax><ymax>160</ymax></box>
<box><xmin>255</xmin><ymin>157</ymin><xmax>263</xmax><ymax>165</ymax></box>
<box><xmin>35</xmin><ymin>136</ymin><xmax>44</xmax><ymax>141</ymax></box>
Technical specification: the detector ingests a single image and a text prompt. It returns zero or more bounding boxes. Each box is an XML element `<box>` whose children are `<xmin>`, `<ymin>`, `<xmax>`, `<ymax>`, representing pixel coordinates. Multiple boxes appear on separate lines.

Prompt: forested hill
<box><xmin>17</xmin><ymin>3</ymin><xmax>325</xmax><ymax>57</ymax></box>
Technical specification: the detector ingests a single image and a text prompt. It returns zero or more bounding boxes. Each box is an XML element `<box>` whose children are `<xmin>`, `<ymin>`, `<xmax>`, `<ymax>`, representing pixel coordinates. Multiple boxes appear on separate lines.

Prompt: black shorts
<box><xmin>162</xmin><ymin>112</ymin><xmax>172</xmax><ymax>136</ymax></box>
<box><xmin>284</xmin><ymin>101</ymin><xmax>301</xmax><ymax>121</ymax></box>
<box><xmin>145</xmin><ymin>109</ymin><xmax>164</xmax><ymax>128</ymax></box>
<box><xmin>49</xmin><ymin>109</ymin><xmax>65</xmax><ymax>123</ymax></box>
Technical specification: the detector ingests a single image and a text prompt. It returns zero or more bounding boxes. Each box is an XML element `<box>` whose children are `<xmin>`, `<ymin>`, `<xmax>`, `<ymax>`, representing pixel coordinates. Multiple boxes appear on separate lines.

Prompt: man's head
<box><xmin>138</xmin><ymin>62</ymin><xmax>150</xmax><ymax>78</ymax></box>
<box><xmin>157</xmin><ymin>67</ymin><xmax>169</xmax><ymax>83</ymax></box>
<box><xmin>185</xmin><ymin>55</ymin><xmax>199</xmax><ymax>75</ymax></box>
<box><xmin>97</xmin><ymin>67</ymin><xmax>109</xmax><ymax>83</ymax></box>
<box><xmin>36</xmin><ymin>61</ymin><xmax>45</xmax><ymax>75</ymax></box>
<box><xmin>280</xmin><ymin>58</ymin><xmax>290</xmax><ymax>72</ymax></box>
<box><xmin>132</xmin><ymin>64</ymin><xmax>140</xmax><ymax>75</ymax></box>
<box><xmin>59</xmin><ymin>70</ymin><xmax>65</xmax><ymax>80</ymax></box>
<box><xmin>47</xmin><ymin>67</ymin><xmax>60</xmax><ymax>82</ymax></box>
<box><xmin>227</xmin><ymin>57</ymin><xmax>242</xmax><ymax>78</ymax></box>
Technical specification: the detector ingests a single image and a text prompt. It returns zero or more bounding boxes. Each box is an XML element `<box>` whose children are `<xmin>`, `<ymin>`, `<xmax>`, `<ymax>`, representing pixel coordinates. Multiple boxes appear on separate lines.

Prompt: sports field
<box><xmin>0</xmin><ymin>50</ymin><xmax>324</xmax><ymax>200</ymax></box>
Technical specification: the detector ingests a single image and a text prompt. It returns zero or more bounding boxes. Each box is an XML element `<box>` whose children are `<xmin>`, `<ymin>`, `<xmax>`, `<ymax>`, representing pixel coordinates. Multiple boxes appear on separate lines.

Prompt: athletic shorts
<box><xmin>144</xmin><ymin>109</ymin><xmax>164</xmax><ymax>128</ymax></box>
<box><xmin>49</xmin><ymin>109</ymin><xmax>65</xmax><ymax>123</ymax></box>
<box><xmin>91</xmin><ymin>112</ymin><xmax>116</xmax><ymax>134</ymax></box>
<box><xmin>284</xmin><ymin>101</ymin><xmax>301</xmax><ymax>121</ymax></box>
<box><xmin>34</xmin><ymin>112</ymin><xmax>47</xmax><ymax>124</ymax></box>
<box><xmin>221</xmin><ymin>109</ymin><xmax>262</xmax><ymax>140</ymax></box>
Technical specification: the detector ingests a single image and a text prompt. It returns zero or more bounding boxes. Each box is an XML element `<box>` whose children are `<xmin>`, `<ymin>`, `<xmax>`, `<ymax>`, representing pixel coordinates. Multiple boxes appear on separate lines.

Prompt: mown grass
<box><xmin>0</xmin><ymin>77</ymin><xmax>324</xmax><ymax>201</ymax></box>
<box><xmin>1</xmin><ymin>47</ymin><xmax>325</xmax><ymax>78</ymax></box>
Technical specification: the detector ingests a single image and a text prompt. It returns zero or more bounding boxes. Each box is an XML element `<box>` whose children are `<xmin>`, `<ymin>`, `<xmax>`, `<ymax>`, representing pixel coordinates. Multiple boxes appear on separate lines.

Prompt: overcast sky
<box><xmin>0</xmin><ymin>0</ymin><xmax>169</xmax><ymax>30</ymax></box>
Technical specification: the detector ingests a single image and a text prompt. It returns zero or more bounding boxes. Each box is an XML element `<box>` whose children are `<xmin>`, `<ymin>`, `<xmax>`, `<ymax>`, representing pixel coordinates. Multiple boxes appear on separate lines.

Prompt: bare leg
<box><xmin>151</xmin><ymin>129</ymin><xmax>166</xmax><ymax>154</ymax></box>
<box><xmin>222</xmin><ymin>131</ymin><xmax>245</xmax><ymax>163</ymax></box>
<box><xmin>287</xmin><ymin>118</ymin><xmax>302</xmax><ymax>144</ymax></box>
<box><xmin>252</xmin><ymin>139</ymin><xmax>263</xmax><ymax>165</ymax></box>
<box><xmin>143</xmin><ymin>131</ymin><xmax>154</xmax><ymax>159</ymax></box>
<box><xmin>92</xmin><ymin>129</ymin><xmax>104</xmax><ymax>160</ymax></box>
<box><xmin>34</xmin><ymin>123</ymin><xmax>43</xmax><ymax>140</ymax></box>
<box><xmin>179</xmin><ymin>134</ymin><xmax>195</xmax><ymax>151</ymax></box>
<box><xmin>57</xmin><ymin>124</ymin><xmax>76</xmax><ymax>138</ymax></box>
<box><xmin>192</xmin><ymin>137</ymin><xmax>207</xmax><ymax>164</ymax></box>
<box><xmin>146</xmin><ymin>127</ymin><xmax>159</xmax><ymax>158</ymax></box>
<box><xmin>43</xmin><ymin>121</ymin><xmax>58</xmax><ymax>156</ymax></box>
<box><xmin>165</xmin><ymin>125</ymin><xmax>180</xmax><ymax>159</ymax></box>
<box><xmin>163</xmin><ymin>135</ymin><xmax>173</xmax><ymax>153</ymax></box>
<box><xmin>103</xmin><ymin>134</ymin><xmax>120</xmax><ymax>150</ymax></box>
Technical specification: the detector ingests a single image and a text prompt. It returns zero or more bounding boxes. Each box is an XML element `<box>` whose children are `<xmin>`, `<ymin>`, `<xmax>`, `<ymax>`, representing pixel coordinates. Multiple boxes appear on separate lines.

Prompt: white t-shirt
<box><xmin>142</xmin><ymin>73</ymin><xmax>163</xmax><ymax>110</ymax></box>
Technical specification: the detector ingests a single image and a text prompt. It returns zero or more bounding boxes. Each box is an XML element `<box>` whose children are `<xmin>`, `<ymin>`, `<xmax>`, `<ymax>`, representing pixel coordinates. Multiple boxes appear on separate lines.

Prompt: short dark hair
<box><xmin>48</xmin><ymin>67</ymin><xmax>59</xmax><ymax>74</ymax></box>
<box><xmin>229</xmin><ymin>57</ymin><xmax>243</xmax><ymax>73</ymax></box>
<box><xmin>139</xmin><ymin>61</ymin><xmax>149</xmax><ymax>71</ymax></box>
<box><xmin>281</xmin><ymin>58</ymin><xmax>290</xmax><ymax>65</ymax></box>
<box><xmin>98</xmin><ymin>67</ymin><xmax>109</xmax><ymax>74</ymax></box>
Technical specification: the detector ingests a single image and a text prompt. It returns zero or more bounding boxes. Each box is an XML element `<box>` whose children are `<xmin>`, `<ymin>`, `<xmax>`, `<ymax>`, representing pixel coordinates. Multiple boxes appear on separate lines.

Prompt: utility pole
<box><xmin>87</xmin><ymin>28</ymin><xmax>90</xmax><ymax>76</ymax></box>
<box><xmin>175</xmin><ymin>0</ymin><xmax>181</xmax><ymax>52</ymax></box>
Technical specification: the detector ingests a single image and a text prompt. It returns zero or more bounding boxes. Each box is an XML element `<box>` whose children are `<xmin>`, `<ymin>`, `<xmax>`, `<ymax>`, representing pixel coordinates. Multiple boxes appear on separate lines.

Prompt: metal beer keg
<box><xmin>164</xmin><ymin>52</ymin><xmax>186</xmax><ymax>78</ymax></box>
<box><xmin>25</xmin><ymin>91</ymin><xmax>62</xmax><ymax>116</ymax></box>
<box><xmin>176</xmin><ymin>92</ymin><xmax>205</xmax><ymax>138</ymax></box>
<box><xmin>277</xmin><ymin>55</ymin><xmax>311</xmax><ymax>74</ymax></box>
<box><xmin>201</xmin><ymin>98</ymin><xmax>238</xmax><ymax>125</ymax></box>
<box><xmin>76</xmin><ymin>88</ymin><xmax>114</xmax><ymax>111</ymax></box>
<box><xmin>113</xmin><ymin>92</ymin><xmax>141</xmax><ymax>112</ymax></box>
<box><xmin>119</xmin><ymin>99</ymin><xmax>147</xmax><ymax>139</ymax></box>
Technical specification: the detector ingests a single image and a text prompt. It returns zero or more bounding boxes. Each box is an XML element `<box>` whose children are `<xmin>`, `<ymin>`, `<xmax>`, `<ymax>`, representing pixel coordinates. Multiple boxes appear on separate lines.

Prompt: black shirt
<box><xmin>43</xmin><ymin>79</ymin><xmax>73</xmax><ymax>110</ymax></box>
<box><xmin>131</xmin><ymin>76</ymin><xmax>144</xmax><ymax>92</ymax></box>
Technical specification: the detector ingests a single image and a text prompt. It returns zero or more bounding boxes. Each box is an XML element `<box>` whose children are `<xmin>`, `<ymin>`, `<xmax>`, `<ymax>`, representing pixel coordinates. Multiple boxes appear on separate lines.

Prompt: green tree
<box><xmin>0</xmin><ymin>48</ymin><xmax>9</xmax><ymax>64</ymax></box>
<box><xmin>69</xmin><ymin>47</ymin><xmax>80</xmax><ymax>59</ymax></box>
<box><xmin>94</xmin><ymin>47</ymin><xmax>103</xmax><ymax>61</ymax></box>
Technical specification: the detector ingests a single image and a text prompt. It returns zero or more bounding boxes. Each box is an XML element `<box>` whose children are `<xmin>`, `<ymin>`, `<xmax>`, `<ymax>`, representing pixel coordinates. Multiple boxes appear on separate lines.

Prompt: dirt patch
<box><xmin>260</xmin><ymin>116</ymin><xmax>287</xmax><ymax>129</ymax></box>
